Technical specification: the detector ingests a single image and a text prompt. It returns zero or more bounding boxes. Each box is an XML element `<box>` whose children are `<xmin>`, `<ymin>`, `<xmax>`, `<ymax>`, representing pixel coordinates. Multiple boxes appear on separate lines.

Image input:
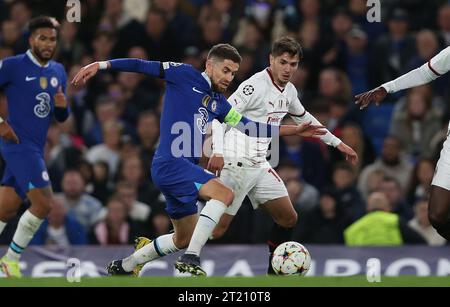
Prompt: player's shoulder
<box><xmin>162</xmin><ymin>61</ymin><xmax>195</xmax><ymax>73</ymax></box>
<box><xmin>285</xmin><ymin>82</ymin><xmax>299</xmax><ymax>97</ymax></box>
<box><xmin>0</xmin><ymin>53</ymin><xmax>26</xmax><ymax>67</ymax></box>
<box><xmin>236</xmin><ymin>70</ymin><xmax>267</xmax><ymax>95</ymax></box>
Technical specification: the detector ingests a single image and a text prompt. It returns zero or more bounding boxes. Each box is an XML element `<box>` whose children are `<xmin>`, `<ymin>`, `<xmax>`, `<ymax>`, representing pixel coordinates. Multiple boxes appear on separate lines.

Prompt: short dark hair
<box><xmin>207</xmin><ymin>44</ymin><xmax>242</xmax><ymax>64</ymax></box>
<box><xmin>271</xmin><ymin>36</ymin><xmax>303</xmax><ymax>59</ymax></box>
<box><xmin>29</xmin><ymin>16</ymin><xmax>59</xmax><ymax>34</ymax></box>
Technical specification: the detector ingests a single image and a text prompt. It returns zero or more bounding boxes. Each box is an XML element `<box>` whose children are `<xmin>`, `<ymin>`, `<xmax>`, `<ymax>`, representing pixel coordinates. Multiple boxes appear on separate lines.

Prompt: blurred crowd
<box><xmin>0</xmin><ymin>0</ymin><xmax>449</xmax><ymax>247</ymax></box>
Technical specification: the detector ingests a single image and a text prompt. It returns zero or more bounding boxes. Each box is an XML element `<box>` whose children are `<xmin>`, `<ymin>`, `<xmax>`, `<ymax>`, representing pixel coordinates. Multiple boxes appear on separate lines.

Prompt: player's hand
<box><xmin>207</xmin><ymin>153</ymin><xmax>225</xmax><ymax>177</ymax></box>
<box><xmin>71</xmin><ymin>62</ymin><xmax>101</xmax><ymax>85</ymax></box>
<box><xmin>294</xmin><ymin>122</ymin><xmax>327</xmax><ymax>138</ymax></box>
<box><xmin>0</xmin><ymin>121</ymin><xmax>19</xmax><ymax>144</ymax></box>
<box><xmin>354</xmin><ymin>86</ymin><xmax>387</xmax><ymax>110</ymax></box>
<box><xmin>337</xmin><ymin>142</ymin><xmax>358</xmax><ymax>165</ymax></box>
<box><xmin>54</xmin><ymin>86</ymin><xmax>67</xmax><ymax>108</ymax></box>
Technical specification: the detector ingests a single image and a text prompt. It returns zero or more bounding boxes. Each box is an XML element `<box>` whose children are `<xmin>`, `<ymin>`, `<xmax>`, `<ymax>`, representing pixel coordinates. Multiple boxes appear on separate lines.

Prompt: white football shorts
<box><xmin>220</xmin><ymin>163</ymin><xmax>288</xmax><ymax>216</ymax></box>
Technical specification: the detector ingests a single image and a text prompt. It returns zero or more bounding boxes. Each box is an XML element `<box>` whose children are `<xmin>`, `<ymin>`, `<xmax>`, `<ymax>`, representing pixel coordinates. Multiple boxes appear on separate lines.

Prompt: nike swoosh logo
<box><xmin>192</xmin><ymin>87</ymin><xmax>203</xmax><ymax>94</ymax></box>
<box><xmin>26</xmin><ymin>76</ymin><xmax>36</xmax><ymax>81</ymax></box>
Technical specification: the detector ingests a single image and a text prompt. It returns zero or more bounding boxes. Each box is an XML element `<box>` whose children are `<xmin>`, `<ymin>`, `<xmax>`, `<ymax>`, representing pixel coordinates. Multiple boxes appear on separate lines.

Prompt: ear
<box><xmin>205</xmin><ymin>59</ymin><xmax>213</xmax><ymax>73</ymax></box>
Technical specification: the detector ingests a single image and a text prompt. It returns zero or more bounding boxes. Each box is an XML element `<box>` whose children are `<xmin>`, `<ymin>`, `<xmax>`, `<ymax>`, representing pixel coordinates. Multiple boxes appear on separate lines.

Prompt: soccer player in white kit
<box><xmin>208</xmin><ymin>37</ymin><xmax>358</xmax><ymax>274</ymax></box>
<box><xmin>355</xmin><ymin>45</ymin><xmax>450</xmax><ymax>241</ymax></box>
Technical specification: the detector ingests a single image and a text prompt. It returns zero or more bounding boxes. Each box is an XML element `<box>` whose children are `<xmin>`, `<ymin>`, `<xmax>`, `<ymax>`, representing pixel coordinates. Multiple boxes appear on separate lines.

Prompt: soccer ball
<box><xmin>271</xmin><ymin>241</ymin><xmax>311</xmax><ymax>276</ymax></box>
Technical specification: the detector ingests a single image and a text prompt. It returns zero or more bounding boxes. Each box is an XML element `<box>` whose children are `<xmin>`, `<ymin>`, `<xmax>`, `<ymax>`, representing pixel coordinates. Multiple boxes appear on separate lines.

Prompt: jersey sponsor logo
<box><xmin>242</xmin><ymin>84</ymin><xmax>254</xmax><ymax>96</ymax></box>
<box><xmin>192</xmin><ymin>87</ymin><xmax>203</xmax><ymax>94</ymax></box>
<box><xmin>51</xmin><ymin>77</ymin><xmax>58</xmax><ymax>88</ymax></box>
<box><xmin>40</xmin><ymin>77</ymin><xmax>48</xmax><ymax>90</ymax></box>
<box><xmin>26</xmin><ymin>76</ymin><xmax>37</xmax><ymax>82</ymax></box>
<box><xmin>34</xmin><ymin>92</ymin><xmax>51</xmax><ymax>118</ymax></box>
<box><xmin>196</xmin><ymin>107</ymin><xmax>209</xmax><ymax>134</ymax></box>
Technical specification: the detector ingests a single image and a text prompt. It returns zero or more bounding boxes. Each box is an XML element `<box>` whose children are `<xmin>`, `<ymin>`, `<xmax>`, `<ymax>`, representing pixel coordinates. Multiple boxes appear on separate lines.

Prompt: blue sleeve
<box><xmin>161</xmin><ymin>62</ymin><xmax>194</xmax><ymax>84</ymax></box>
<box><xmin>54</xmin><ymin>65</ymin><xmax>70</xmax><ymax>122</ymax></box>
<box><xmin>109</xmin><ymin>58</ymin><xmax>163</xmax><ymax>77</ymax></box>
<box><xmin>218</xmin><ymin>99</ymin><xmax>279</xmax><ymax>137</ymax></box>
<box><xmin>0</xmin><ymin>57</ymin><xmax>13</xmax><ymax>88</ymax></box>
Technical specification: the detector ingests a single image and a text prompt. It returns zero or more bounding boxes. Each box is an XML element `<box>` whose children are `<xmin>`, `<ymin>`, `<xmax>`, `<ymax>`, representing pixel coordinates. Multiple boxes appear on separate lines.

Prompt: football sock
<box><xmin>122</xmin><ymin>233</ymin><xmax>179</xmax><ymax>272</ymax></box>
<box><xmin>267</xmin><ymin>223</ymin><xmax>293</xmax><ymax>275</ymax></box>
<box><xmin>185</xmin><ymin>199</ymin><xmax>227</xmax><ymax>256</ymax></box>
<box><xmin>5</xmin><ymin>210</ymin><xmax>43</xmax><ymax>261</ymax></box>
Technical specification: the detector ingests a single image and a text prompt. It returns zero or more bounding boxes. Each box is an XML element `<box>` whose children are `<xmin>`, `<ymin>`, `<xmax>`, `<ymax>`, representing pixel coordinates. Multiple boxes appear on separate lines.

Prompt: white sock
<box><xmin>122</xmin><ymin>233</ymin><xmax>180</xmax><ymax>272</ymax></box>
<box><xmin>5</xmin><ymin>210</ymin><xmax>43</xmax><ymax>261</ymax></box>
<box><xmin>0</xmin><ymin>220</ymin><xmax>6</xmax><ymax>235</ymax></box>
<box><xmin>186</xmin><ymin>199</ymin><xmax>227</xmax><ymax>256</ymax></box>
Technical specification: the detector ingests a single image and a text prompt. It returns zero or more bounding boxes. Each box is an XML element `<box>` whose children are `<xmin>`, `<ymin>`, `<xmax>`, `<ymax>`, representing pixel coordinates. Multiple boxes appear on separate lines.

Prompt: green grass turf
<box><xmin>0</xmin><ymin>276</ymin><xmax>449</xmax><ymax>287</ymax></box>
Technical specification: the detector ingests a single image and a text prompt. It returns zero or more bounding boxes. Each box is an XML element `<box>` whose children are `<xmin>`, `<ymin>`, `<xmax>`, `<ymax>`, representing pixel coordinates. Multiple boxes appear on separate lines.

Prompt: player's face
<box><xmin>207</xmin><ymin>59</ymin><xmax>239</xmax><ymax>93</ymax></box>
<box><xmin>269</xmin><ymin>52</ymin><xmax>299</xmax><ymax>87</ymax></box>
<box><xmin>29</xmin><ymin>28</ymin><xmax>58</xmax><ymax>62</ymax></box>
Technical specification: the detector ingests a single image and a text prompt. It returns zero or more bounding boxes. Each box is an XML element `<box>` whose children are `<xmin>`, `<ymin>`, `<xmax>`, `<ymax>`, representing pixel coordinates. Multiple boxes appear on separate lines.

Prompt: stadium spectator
<box><xmin>344</xmin><ymin>192</ymin><xmax>426</xmax><ymax>246</ymax></box>
<box><xmin>389</xmin><ymin>91</ymin><xmax>443</xmax><ymax>159</ymax></box>
<box><xmin>406</xmin><ymin>158</ymin><xmax>436</xmax><ymax>205</ymax></box>
<box><xmin>89</xmin><ymin>196</ymin><xmax>140</xmax><ymax>245</ymax></box>
<box><xmin>31</xmin><ymin>196</ymin><xmax>88</xmax><ymax>246</ymax></box>
<box><xmin>58</xmin><ymin>169</ymin><xmax>105</xmax><ymax>230</ymax></box>
<box><xmin>331</xmin><ymin>162</ymin><xmax>365</xmax><ymax>221</ymax></box>
<box><xmin>86</xmin><ymin>120</ymin><xmax>123</xmax><ymax>179</ymax></box>
<box><xmin>293</xmin><ymin>187</ymin><xmax>352</xmax><ymax>244</ymax></box>
<box><xmin>358</xmin><ymin>136</ymin><xmax>413</xmax><ymax>196</ymax></box>
<box><xmin>379</xmin><ymin>176</ymin><xmax>414</xmax><ymax>221</ymax></box>
<box><xmin>408</xmin><ymin>199</ymin><xmax>447</xmax><ymax>246</ymax></box>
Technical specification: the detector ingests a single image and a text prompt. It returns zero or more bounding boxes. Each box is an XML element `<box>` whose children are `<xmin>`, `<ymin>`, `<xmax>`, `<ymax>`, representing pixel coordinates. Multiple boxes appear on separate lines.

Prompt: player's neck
<box><xmin>267</xmin><ymin>68</ymin><xmax>287</xmax><ymax>90</ymax></box>
<box><xmin>30</xmin><ymin>50</ymin><xmax>49</xmax><ymax>67</ymax></box>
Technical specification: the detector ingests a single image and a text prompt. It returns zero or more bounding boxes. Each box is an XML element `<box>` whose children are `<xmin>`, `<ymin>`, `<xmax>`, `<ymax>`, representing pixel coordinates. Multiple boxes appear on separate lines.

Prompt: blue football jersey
<box><xmin>0</xmin><ymin>50</ymin><xmax>68</xmax><ymax>153</ymax></box>
<box><xmin>157</xmin><ymin>62</ymin><xmax>233</xmax><ymax>164</ymax></box>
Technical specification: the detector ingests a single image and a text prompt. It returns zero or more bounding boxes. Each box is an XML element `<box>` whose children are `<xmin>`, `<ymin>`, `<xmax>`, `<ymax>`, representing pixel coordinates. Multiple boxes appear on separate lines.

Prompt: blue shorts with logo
<box><xmin>151</xmin><ymin>157</ymin><xmax>215</xmax><ymax>220</ymax></box>
<box><xmin>1</xmin><ymin>148</ymin><xmax>50</xmax><ymax>199</ymax></box>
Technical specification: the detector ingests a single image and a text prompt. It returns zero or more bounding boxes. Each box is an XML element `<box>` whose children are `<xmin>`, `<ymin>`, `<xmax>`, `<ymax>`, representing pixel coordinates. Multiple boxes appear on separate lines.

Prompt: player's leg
<box><xmin>0</xmin><ymin>187</ymin><xmax>23</xmax><ymax>236</ymax></box>
<box><xmin>211</xmin><ymin>165</ymin><xmax>253</xmax><ymax>239</ymax></box>
<box><xmin>429</xmin><ymin>186</ymin><xmax>450</xmax><ymax>240</ymax></box>
<box><xmin>429</xmin><ymin>135</ymin><xmax>450</xmax><ymax>240</ymax></box>
<box><xmin>259</xmin><ymin>196</ymin><xmax>298</xmax><ymax>274</ymax></box>
<box><xmin>109</xmin><ymin>213</ymin><xmax>198</xmax><ymax>276</ymax></box>
<box><xmin>3</xmin><ymin>186</ymin><xmax>52</xmax><ymax>263</ymax></box>
<box><xmin>250</xmin><ymin>168</ymin><xmax>297</xmax><ymax>274</ymax></box>
<box><xmin>1</xmin><ymin>152</ymin><xmax>51</xmax><ymax>277</ymax></box>
<box><xmin>176</xmin><ymin>178</ymin><xmax>234</xmax><ymax>274</ymax></box>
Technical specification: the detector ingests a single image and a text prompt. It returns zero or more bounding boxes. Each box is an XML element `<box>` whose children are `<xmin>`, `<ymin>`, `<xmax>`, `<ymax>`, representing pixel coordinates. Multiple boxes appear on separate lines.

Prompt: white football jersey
<box><xmin>222</xmin><ymin>68</ymin><xmax>306</xmax><ymax>167</ymax></box>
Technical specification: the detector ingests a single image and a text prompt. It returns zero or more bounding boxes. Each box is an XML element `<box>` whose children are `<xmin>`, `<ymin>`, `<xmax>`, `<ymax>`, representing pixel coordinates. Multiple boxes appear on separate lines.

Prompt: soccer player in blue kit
<box><xmin>0</xmin><ymin>16</ymin><xmax>70</xmax><ymax>277</ymax></box>
<box><xmin>73</xmin><ymin>44</ymin><xmax>324</xmax><ymax>276</ymax></box>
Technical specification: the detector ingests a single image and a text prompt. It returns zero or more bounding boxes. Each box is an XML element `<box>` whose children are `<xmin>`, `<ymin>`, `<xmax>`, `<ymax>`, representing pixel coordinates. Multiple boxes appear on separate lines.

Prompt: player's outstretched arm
<box><xmin>279</xmin><ymin>122</ymin><xmax>327</xmax><ymax>138</ymax></box>
<box><xmin>72</xmin><ymin>59</ymin><xmax>163</xmax><ymax>85</ymax></box>
<box><xmin>355</xmin><ymin>46</ymin><xmax>450</xmax><ymax>109</ymax></box>
<box><xmin>208</xmin><ymin>120</ymin><xmax>225</xmax><ymax>176</ymax></box>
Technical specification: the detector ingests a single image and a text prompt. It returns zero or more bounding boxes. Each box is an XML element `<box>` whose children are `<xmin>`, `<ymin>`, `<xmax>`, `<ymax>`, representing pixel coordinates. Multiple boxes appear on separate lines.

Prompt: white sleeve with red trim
<box><xmin>288</xmin><ymin>94</ymin><xmax>342</xmax><ymax>147</ymax></box>
<box><xmin>381</xmin><ymin>46</ymin><xmax>450</xmax><ymax>93</ymax></box>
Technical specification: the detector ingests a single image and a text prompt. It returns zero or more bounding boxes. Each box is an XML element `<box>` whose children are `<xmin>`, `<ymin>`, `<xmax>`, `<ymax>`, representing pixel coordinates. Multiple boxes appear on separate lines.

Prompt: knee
<box><xmin>428</xmin><ymin>201</ymin><xmax>447</xmax><ymax>228</ymax></box>
<box><xmin>276</xmin><ymin>211</ymin><xmax>298</xmax><ymax>228</ymax></box>
<box><xmin>30</xmin><ymin>199</ymin><xmax>52</xmax><ymax>218</ymax></box>
<box><xmin>220</xmin><ymin>187</ymin><xmax>234</xmax><ymax>207</ymax></box>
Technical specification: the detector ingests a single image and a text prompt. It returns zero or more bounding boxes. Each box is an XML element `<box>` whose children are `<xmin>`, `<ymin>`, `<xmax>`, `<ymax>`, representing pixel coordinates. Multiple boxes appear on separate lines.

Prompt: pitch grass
<box><xmin>0</xmin><ymin>276</ymin><xmax>449</xmax><ymax>287</ymax></box>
